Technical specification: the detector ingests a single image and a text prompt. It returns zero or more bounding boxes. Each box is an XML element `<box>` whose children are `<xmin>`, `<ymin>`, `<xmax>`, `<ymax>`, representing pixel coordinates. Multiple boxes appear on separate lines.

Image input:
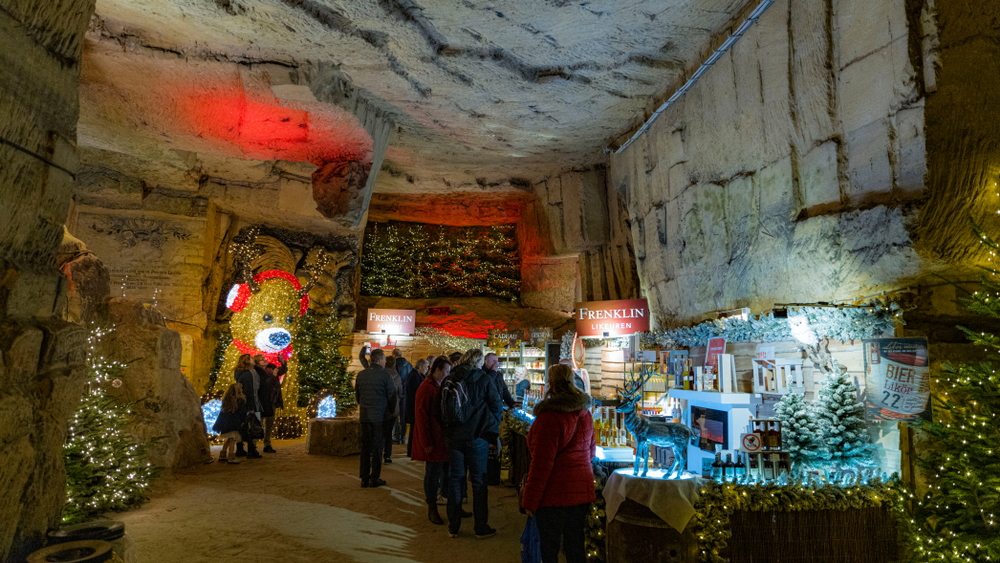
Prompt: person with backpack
<box><xmin>355</xmin><ymin>347</ymin><xmax>397</xmax><ymax>488</ymax></box>
<box><xmin>521</xmin><ymin>364</ymin><xmax>596</xmax><ymax>563</ymax></box>
<box><xmin>441</xmin><ymin>348</ymin><xmax>502</xmax><ymax>539</ymax></box>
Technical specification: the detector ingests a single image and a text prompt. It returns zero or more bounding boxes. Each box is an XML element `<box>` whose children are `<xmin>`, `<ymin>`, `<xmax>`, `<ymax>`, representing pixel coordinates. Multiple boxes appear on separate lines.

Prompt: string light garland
<box><xmin>359</xmin><ymin>221</ymin><xmax>520</xmax><ymax>301</ymax></box>
<box><xmin>415</xmin><ymin>326</ymin><xmax>484</xmax><ymax>354</ymax></box>
<box><xmin>63</xmin><ymin>327</ymin><xmax>160</xmax><ymax>524</ymax></box>
<box><xmin>903</xmin><ymin>224</ymin><xmax>1000</xmax><ymax>563</ymax></box>
<box><xmin>692</xmin><ymin>479</ymin><xmax>909</xmax><ymax>563</ymax></box>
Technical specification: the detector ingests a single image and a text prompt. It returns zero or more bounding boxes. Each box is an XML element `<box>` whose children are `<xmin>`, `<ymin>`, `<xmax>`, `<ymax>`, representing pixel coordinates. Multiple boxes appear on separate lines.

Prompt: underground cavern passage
<box><xmin>2</xmin><ymin>0</ymin><xmax>999</xmax><ymax>562</ymax></box>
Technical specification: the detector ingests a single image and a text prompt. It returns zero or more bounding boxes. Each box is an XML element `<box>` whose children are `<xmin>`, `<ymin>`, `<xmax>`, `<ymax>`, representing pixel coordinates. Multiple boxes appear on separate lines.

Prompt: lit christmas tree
<box><xmin>811</xmin><ymin>365</ymin><xmax>873</xmax><ymax>465</ymax></box>
<box><xmin>62</xmin><ymin>328</ymin><xmax>159</xmax><ymax>524</ymax></box>
<box><xmin>773</xmin><ymin>392</ymin><xmax>823</xmax><ymax>469</ymax></box>
<box><xmin>909</xmin><ymin>226</ymin><xmax>1000</xmax><ymax>563</ymax></box>
<box><xmin>359</xmin><ymin>221</ymin><xmax>520</xmax><ymax>301</ymax></box>
<box><xmin>295</xmin><ymin>312</ymin><xmax>356</xmax><ymax>410</ymax></box>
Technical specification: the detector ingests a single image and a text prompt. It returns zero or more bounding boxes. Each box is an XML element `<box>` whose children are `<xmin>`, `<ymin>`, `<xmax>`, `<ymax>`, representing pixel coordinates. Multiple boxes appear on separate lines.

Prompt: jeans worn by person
<box><xmin>424</xmin><ymin>461</ymin><xmax>450</xmax><ymax>504</ymax></box>
<box><xmin>447</xmin><ymin>438</ymin><xmax>489</xmax><ymax>535</ymax></box>
<box><xmin>534</xmin><ymin>504</ymin><xmax>589</xmax><ymax>563</ymax></box>
<box><xmin>360</xmin><ymin>421</ymin><xmax>385</xmax><ymax>485</ymax></box>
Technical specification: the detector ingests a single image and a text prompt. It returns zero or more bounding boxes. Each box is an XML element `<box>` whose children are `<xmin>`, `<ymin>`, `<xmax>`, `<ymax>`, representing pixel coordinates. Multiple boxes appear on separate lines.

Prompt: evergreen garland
<box><xmin>906</xmin><ymin>225</ymin><xmax>1000</xmax><ymax>563</ymax></box>
<box><xmin>811</xmin><ymin>366</ymin><xmax>874</xmax><ymax>464</ymax></box>
<box><xmin>296</xmin><ymin>312</ymin><xmax>356</xmax><ymax>410</ymax></box>
<box><xmin>359</xmin><ymin>221</ymin><xmax>520</xmax><ymax>301</ymax></box>
<box><xmin>63</xmin><ymin>328</ymin><xmax>160</xmax><ymax>524</ymax></box>
<box><xmin>773</xmin><ymin>392</ymin><xmax>824</xmax><ymax>469</ymax></box>
<box><xmin>642</xmin><ymin>301</ymin><xmax>902</xmax><ymax>348</ymax></box>
<box><xmin>691</xmin><ymin>479</ymin><xmax>908</xmax><ymax>563</ymax></box>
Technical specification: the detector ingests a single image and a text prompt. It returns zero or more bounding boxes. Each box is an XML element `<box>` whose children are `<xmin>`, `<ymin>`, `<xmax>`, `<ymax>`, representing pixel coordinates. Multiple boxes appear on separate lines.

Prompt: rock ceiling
<box><xmin>81</xmin><ymin>0</ymin><xmax>754</xmax><ymax>199</ymax></box>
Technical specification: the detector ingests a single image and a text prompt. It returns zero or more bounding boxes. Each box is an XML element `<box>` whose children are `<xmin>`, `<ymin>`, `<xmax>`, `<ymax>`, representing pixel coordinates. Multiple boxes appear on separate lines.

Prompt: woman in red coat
<box><xmin>522</xmin><ymin>363</ymin><xmax>596</xmax><ymax>563</ymax></box>
<box><xmin>412</xmin><ymin>357</ymin><xmax>451</xmax><ymax>525</ymax></box>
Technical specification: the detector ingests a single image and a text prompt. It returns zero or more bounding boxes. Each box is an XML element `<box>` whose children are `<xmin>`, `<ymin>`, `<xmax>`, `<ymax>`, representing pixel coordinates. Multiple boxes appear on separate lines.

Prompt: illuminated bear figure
<box><xmin>220</xmin><ymin>269</ymin><xmax>309</xmax><ymax>410</ymax></box>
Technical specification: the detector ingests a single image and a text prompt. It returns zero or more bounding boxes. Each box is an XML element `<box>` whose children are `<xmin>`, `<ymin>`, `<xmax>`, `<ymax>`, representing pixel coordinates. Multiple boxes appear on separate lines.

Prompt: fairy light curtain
<box><xmin>359</xmin><ymin>221</ymin><xmax>520</xmax><ymax>301</ymax></box>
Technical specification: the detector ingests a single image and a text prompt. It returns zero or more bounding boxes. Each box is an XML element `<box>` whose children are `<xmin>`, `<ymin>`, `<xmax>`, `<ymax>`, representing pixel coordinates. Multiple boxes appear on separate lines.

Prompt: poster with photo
<box><xmin>863</xmin><ymin>337</ymin><xmax>932</xmax><ymax>423</ymax></box>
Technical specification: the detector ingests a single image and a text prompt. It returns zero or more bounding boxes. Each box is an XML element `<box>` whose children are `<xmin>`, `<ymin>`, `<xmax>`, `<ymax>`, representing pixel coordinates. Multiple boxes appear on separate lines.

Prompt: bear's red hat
<box><xmin>225</xmin><ymin>269</ymin><xmax>309</xmax><ymax>316</ymax></box>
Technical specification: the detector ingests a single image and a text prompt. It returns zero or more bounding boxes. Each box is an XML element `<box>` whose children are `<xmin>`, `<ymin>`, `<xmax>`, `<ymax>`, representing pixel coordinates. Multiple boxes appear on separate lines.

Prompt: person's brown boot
<box><xmin>428</xmin><ymin>503</ymin><xmax>444</xmax><ymax>525</ymax></box>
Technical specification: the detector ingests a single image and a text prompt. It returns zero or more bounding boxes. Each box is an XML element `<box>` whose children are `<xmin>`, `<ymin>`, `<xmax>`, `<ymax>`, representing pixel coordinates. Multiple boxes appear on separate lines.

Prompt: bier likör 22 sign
<box><xmin>575</xmin><ymin>299</ymin><xmax>650</xmax><ymax>337</ymax></box>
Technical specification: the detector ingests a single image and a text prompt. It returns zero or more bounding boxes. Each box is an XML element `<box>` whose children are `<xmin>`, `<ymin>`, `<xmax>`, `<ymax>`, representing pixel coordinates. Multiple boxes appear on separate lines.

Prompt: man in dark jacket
<box><xmin>483</xmin><ymin>353</ymin><xmax>515</xmax><ymax>409</ymax></box>
<box><xmin>444</xmin><ymin>349</ymin><xmax>502</xmax><ymax>539</ymax></box>
<box><xmin>355</xmin><ymin>347</ymin><xmax>397</xmax><ymax>488</ymax></box>
<box><xmin>392</xmin><ymin>349</ymin><xmax>413</xmax><ymax>444</ymax></box>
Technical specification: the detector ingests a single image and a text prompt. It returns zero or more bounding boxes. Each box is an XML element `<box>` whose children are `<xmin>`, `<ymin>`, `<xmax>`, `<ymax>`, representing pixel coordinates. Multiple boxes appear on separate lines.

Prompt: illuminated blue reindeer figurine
<box><xmin>617</xmin><ymin>363</ymin><xmax>696</xmax><ymax>479</ymax></box>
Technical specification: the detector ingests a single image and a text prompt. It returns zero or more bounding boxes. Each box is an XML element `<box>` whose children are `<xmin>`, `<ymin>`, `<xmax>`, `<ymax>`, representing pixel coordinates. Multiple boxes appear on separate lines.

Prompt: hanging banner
<box><xmin>366</xmin><ymin>309</ymin><xmax>416</xmax><ymax>335</ymax></box>
<box><xmin>575</xmin><ymin>298</ymin><xmax>650</xmax><ymax>337</ymax></box>
<box><xmin>529</xmin><ymin>327</ymin><xmax>553</xmax><ymax>347</ymax></box>
<box><xmin>863</xmin><ymin>337</ymin><xmax>931</xmax><ymax>423</ymax></box>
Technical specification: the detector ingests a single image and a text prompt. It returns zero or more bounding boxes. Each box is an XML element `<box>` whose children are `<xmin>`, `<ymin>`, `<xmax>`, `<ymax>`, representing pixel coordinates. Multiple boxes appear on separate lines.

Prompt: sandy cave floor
<box><xmin>116</xmin><ymin>439</ymin><xmax>527</xmax><ymax>563</ymax></box>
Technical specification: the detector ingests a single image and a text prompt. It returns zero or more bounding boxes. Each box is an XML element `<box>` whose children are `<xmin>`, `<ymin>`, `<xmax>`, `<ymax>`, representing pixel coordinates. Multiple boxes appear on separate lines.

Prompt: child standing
<box><xmin>213</xmin><ymin>382</ymin><xmax>247</xmax><ymax>464</ymax></box>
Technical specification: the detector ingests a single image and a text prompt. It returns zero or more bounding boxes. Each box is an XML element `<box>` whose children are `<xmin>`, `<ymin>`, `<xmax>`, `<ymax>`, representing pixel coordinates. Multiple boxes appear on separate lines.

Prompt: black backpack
<box><xmin>440</xmin><ymin>377</ymin><xmax>471</xmax><ymax>427</ymax></box>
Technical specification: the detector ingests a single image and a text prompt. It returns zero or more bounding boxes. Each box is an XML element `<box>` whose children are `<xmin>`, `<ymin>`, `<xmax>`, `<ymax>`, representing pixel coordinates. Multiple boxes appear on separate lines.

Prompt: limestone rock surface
<box><xmin>104</xmin><ymin>298</ymin><xmax>213</xmax><ymax>470</ymax></box>
<box><xmin>307</xmin><ymin>418</ymin><xmax>361</xmax><ymax>457</ymax></box>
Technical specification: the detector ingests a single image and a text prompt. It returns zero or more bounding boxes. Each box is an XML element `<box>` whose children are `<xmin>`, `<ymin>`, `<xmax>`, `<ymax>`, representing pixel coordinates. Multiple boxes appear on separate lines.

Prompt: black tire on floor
<box><xmin>27</xmin><ymin>540</ymin><xmax>113</xmax><ymax>563</ymax></box>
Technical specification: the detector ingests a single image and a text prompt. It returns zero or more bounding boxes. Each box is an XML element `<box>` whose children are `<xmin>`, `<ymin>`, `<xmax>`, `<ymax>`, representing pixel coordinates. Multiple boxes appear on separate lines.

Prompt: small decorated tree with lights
<box><xmin>811</xmin><ymin>365</ymin><xmax>873</xmax><ymax>466</ymax></box>
<box><xmin>296</xmin><ymin>312</ymin><xmax>355</xmax><ymax>410</ymax></box>
<box><xmin>773</xmin><ymin>392</ymin><xmax>824</xmax><ymax>469</ymax></box>
<box><xmin>909</xmin><ymin>226</ymin><xmax>1000</xmax><ymax>562</ymax></box>
<box><xmin>63</xmin><ymin>328</ymin><xmax>159</xmax><ymax>524</ymax></box>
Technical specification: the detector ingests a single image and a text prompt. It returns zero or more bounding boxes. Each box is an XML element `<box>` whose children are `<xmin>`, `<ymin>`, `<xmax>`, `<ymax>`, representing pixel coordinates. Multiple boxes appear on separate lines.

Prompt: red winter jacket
<box><xmin>521</xmin><ymin>393</ymin><xmax>596</xmax><ymax>512</ymax></box>
<box><xmin>411</xmin><ymin>376</ymin><xmax>449</xmax><ymax>463</ymax></box>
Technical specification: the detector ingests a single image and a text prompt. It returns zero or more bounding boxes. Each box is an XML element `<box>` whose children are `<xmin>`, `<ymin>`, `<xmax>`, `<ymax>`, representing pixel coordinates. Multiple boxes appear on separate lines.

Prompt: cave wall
<box><xmin>526</xmin><ymin>168</ymin><xmax>640</xmax><ymax>312</ymax></box>
<box><xmin>0</xmin><ymin>0</ymin><xmax>95</xmax><ymax>560</ymax></box>
<box><xmin>609</xmin><ymin>0</ymin><xmax>941</xmax><ymax>327</ymax></box>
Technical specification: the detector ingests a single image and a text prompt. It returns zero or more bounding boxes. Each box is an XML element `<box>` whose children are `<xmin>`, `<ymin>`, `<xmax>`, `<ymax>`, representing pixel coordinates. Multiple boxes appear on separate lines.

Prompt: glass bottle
<box><xmin>617</xmin><ymin>414</ymin><xmax>627</xmax><ymax>447</ymax></box>
<box><xmin>682</xmin><ymin>360</ymin><xmax>690</xmax><ymax>390</ymax></box>
<box><xmin>593</xmin><ymin>406</ymin><xmax>602</xmax><ymax>440</ymax></box>
<box><xmin>723</xmin><ymin>453</ymin><xmax>734</xmax><ymax>482</ymax></box>
<box><xmin>711</xmin><ymin>452</ymin><xmax>723</xmax><ymax>482</ymax></box>
<box><xmin>767</xmin><ymin>421</ymin><xmax>781</xmax><ymax>450</ymax></box>
<box><xmin>735</xmin><ymin>452</ymin><xmax>747</xmax><ymax>482</ymax></box>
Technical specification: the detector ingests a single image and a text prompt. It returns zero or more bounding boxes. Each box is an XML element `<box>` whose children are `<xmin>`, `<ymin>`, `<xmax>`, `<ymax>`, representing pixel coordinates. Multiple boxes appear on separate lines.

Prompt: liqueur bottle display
<box><xmin>723</xmin><ymin>453</ymin><xmax>735</xmax><ymax>482</ymax></box>
<box><xmin>767</xmin><ymin>421</ymin><xmax>781</xmax><ymax>450</ymax></box>
<box><xmin>711</xmin><ymin>452</ymin><xmax>724</xmax><ymax>482</ymax></box>
<box><xmin>735</xmin><ymin>453</ymin><xmax>747</xmax><ymax>482</ymax></box>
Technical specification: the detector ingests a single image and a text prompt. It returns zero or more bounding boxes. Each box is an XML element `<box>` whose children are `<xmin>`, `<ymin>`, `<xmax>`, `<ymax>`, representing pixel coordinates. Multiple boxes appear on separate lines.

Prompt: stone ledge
<box><xmin>306</xmin><ymin>418</ymin><xmax>360</xmax><ymax>456</ymax></box>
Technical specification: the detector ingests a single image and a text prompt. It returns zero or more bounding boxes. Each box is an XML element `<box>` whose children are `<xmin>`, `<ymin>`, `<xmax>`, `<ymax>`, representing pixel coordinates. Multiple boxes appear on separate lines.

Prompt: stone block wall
<box><xmin>529</xmin><ymin>168</ymin><xmax>640</xmax><ymax>311</ymax></box>
<box><xmin>608</xmin><ymin>0</ymin><xmax>954</xmax><ymax>327</ymax></box>
<box><xmin>0</xmin><ymin>0</ymin><xmax>95</xmax><ymax>560</ymax></box>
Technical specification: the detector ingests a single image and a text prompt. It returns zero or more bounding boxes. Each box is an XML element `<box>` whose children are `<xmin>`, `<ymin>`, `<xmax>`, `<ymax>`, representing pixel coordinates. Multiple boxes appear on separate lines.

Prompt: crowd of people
<box><xmin>215</xmin><ymin>343</ymin><xmax>595</xmax><ymax>561</ymax></box>
<box><xmin>355</xmin><ymin>346</ymin><xmax>596</xmax><ymax>562</ymax></box>
<box><xmin>213</xmin><ymin>353</ymin><xmax>286</xmax><ymax>463</ymax></box>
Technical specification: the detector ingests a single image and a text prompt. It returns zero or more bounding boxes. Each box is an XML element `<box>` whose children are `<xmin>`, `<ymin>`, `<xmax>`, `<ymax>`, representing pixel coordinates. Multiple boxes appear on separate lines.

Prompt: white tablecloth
<box><xmin>603</xmin><ymin>469</ymin><xmax>706</xmax><ymax>533</ymax></box>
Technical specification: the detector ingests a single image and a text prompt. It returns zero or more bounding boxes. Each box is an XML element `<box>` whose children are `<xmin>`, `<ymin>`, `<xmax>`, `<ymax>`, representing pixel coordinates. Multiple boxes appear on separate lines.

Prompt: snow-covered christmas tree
<box><xmin>811</xmin><ymin>363</ymin><xmax>873</xmax><ymax>465</ymax></box>
<box><xmin>773</xmin><ymin>392</ymin><xmax>823</xmax><ymax>468</ymax></box>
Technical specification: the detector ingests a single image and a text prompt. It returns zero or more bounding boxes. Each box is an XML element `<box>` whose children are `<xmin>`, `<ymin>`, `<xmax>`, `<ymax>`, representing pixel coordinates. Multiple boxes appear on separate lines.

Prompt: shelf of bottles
<box><xmin>593</xmin><ymin>405</ymin><xmax>631</xmax><ymax>449</ymax></box>
<box><xmin>489</xmin><ymin>341</ymin><xmax>549</xmax><ymax>397</ymax></box>
<box><xmin>709</xmin><ymin>418</ymin><xmax>791</xmax><ymax>483</ymax></box>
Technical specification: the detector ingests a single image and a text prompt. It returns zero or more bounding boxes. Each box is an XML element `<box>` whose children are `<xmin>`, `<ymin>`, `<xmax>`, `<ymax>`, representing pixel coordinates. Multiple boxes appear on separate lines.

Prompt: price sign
<box><xmin>741</xmin><ymin>433</ymin><xmax>763</xmax><ymax>452</ymax></box>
